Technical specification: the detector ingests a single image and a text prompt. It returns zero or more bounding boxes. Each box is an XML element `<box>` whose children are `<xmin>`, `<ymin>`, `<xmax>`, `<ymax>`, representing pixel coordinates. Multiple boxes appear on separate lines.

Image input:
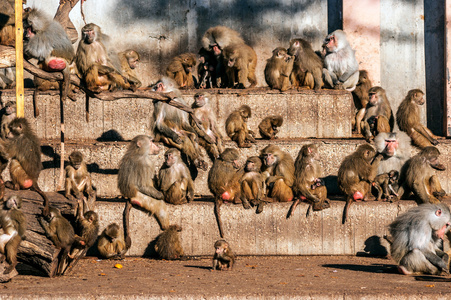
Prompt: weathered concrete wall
<box><xmin>33</xmin><ymin>139</ymin><xmax>451</xmax><ymax>198</ymax></box>
<box><xmin>0</xmin><ymin>89</ymin><xmax>353</xmax><ymax>141</ymax></box>
<box><xmin>95</xmin><ymin>198</ymin><xmax>422</xmax><ymax>256</ymax></box>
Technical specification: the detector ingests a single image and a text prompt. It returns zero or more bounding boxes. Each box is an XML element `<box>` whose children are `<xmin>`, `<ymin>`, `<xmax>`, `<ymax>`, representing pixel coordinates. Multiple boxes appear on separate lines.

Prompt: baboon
<box><xmin>225</xmin><ymin>105</ymin><xmax>256</xmax><ymax>148</ymax></box>
<box><xmin>338</xmin><ymin>144</ymin><xmax>382</xmax><ymax>224</ymax></box>
<box><xmin>158</xmin><ymin>149</ymin><xmax>194</xmax><ymax>205</ymax></box>
<box><xmin>240</xmin><ymin>156</ymin><xmax>266</xmax><ymax>213</ymax></box>
<box><xmin>396</xmin><ymin>89</ymin><xmax>441</xmax><ymax>149</ymax></box>
<box><xmin>154</xmin><ymin>225</ymin><xmax>184</xmax><ymax>260</ymax></box>
<box><xmin>0</xmin><ymin>196</ymin><xmax>26</xmax><ymax>274</ymax></box>
<box><xmin>258</xmin><ymin>115</ymin><xmax>283</xmax><ymax>140</ymax></box>
<box><xmin>374</xmin><ymin>131</ymin><xmax>411</xmax><ymax>175</ymax></box>
<box><xmin>322</xmin><ymin>30</ymin><xmax>359</xmax><ymax>91</ymax></box>
<box><xmin>352</xmin><ymin>70</ymin><xmax>372</xmax><ymax>134</ymax></box>
<box><xmin>397</xmin><ymin>146</ymin><xmax>447</xmax><ymax>204</ymax></box>
<box><xmin>264</xmin><ymin>47</ymin><xmax>293</xmax><ymax>92</ymax></box>
<box><xmin>212</xmin><ymin>239</ymin><xmax>235</xmax><ymax>271</ymax></box>
<box><xmin>0</xmin><ymin>101</ymin><xmax>15</xmax><ymax>140</ymax></box>
<box><xmin>119</xmin><ymin>49</ymin><xmax>142</xmax><ymax>90</ymax></box>
<box><xmin>373</xmin><ymin>170</ymin><xmax>399</xmax><ymax>201</ymax></box>
<box><xmin>389</xmin><ymin>203</ymin><xmax>451</xmax><ymax>275</ymax></box>
<box><xmin>97</xmin><ymin>223</ymin><xmax>128</xmax><ymax>260</ymax></box>
<box><xmin>361</xmin><ymin>87</ymin><xmax>394</xmax><ymax>141</ymax></box>
<box><xmin>288</xmin><ymin>38</ymin><xmax>323</xmax><ymax>90</ymax></box>
<box><xmin>223</xmin><ymin>43</ymin><xmax>257</xmax><ymax>88</ymax></box>
<box><xmin>260</xmin><ymin>145</ymin><xmax>295</xmax><ymax>202</ymax></box>
<box><xmin>166</xmin><ymin>53</ymin><xmax>197</xmax><ymax>89</ymax></box>
<box><xmin>288</xmin><ymin>144</ymin><xmax>330</xmax><ymax>218</ymax></box>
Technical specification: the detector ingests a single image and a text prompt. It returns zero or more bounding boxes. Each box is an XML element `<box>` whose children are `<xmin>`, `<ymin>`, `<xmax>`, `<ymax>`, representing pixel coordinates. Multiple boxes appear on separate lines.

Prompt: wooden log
<box><xmin>0</xmin><ymin>45</ymin><xmax>15</xmax><ymax>68</ymax></box>
<box><xmin>2</xmin><ymin>189</ymin><xmax>76</xmax><ymax>277</ymax></box>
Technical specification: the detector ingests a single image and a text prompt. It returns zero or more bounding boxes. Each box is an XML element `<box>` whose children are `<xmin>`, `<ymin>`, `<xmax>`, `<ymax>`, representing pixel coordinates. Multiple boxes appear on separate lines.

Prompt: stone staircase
<box><xmin>1</xmin><ymin>88</ymin><xmax>450</xmax><ymax>257</ymax></box>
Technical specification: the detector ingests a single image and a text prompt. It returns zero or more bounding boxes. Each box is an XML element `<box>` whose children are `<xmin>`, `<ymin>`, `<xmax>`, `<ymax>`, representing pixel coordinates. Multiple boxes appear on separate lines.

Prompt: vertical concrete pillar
<box><xmin>445</xmin><ymin>0</ymin><xmax>451</xmax><ymax>136</ymax></box>
<box><xmin>343</xmin><ymin>0</ymin><xmax>381</xmax><ymax>86</ymax></box>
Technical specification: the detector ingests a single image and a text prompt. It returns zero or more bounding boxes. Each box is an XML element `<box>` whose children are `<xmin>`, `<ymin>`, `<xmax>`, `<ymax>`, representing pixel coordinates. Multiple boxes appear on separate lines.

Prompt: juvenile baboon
<box><xmin>322</xmin><ymin>30</ymin><xmax>359</xmax><ymax>91</ymax></box>
<box><xmin>166</xmin><ymin>53</ymin><xmax>197</xmax><ymax>89</ymax></box>
<box><xmin>65</xmin><ymin>151</ymin><xmax>96</xmax><ymax>212</ymax></box>
<box><xmin>389</xmin><ymin>203</ymin><xmax>451</xmax><ymax>275</ymax></box>
<box><xmin>97</xmin><ymin>223</ymin><xmax>128</xmax><ymax>260</ymax></box>
<box><xmin>118</xmin><ymin>135</ymin><xmax>169</xmax><ymax>233</ymax></box>
<box><xmin>158</xmin><ymin>149</ymin><xmax>194</xmax><ymax>205</ymax></box>
<box><xmin>225</xmin><ymin>105</ymin><xmax>256</xmax><ymax>148</ymax></box>
<box><xmin>396</xmin><ymin>89</ymin><xmax>441</xmax><ymax>149</ymax></box>
<box><xmin>0</xmin><ymin>101</ymin><xmax>15</xmax><ymax>140</ymax></box>
<box><xmin>75</xmin><ymin>23</ymin><xmax>130</xmax><ymax>92</ymax></box>
<box><xmin>240</xmin><ymin>156</ymin><xmax>266</xmax><ymax>213</ymax></box>
<box><xmin>152</xmin><ymin>77</ymin><xmax>207</xmax><ymax>170</ymax></box>
<box><xmin>208</xmin><ymin>148</ymin><xmax>244</xmax><ymax>238</ymax></box>
<box><xmin>0</xmin><ymin>196</ymin><xmax>26</xmax><ymax>274</ymax></box>
<box><xmin>119</xmin><ymin>49</ymin><xmax>142</xmax><ymax>90</ymax></box>
<box><xmin>258</xmin><ymin>115</ymin><xmax>283</xmax><ymax>140</ymax></box>
<box><xmin>260</xmin><ymin>145</ymin><xmax>295</xmax><ymax>202</ymax></box>
<box><xmin>223</xmin><ymin>43</ymin><xmax>257</xmax><ymax>88</ymax></box>
<box><xmin>372</xmin><ymin>170</ymin><xmax>399</xmax><ymax>201</ymax></box>
<box><xmin>397</xmin><ymin>146</ymin><xmax>447</xmax><ymax>204</ymax></box>
<box><xmin>361</xmin><ymin>87</ymin><xmax>394</xmax><ymax>141</ymax></box>
<box><xmin>352</xmin><ymin>70</ymin><xmax>372</xmax><ymax>134</ymax></box>
<box><xmin>288</xmin><ymin>38</ymin><xmax>323</xmax><ymax>90</ymax></box>
<box><xmin>190</xmin><ymin>92</ymin><xmax>224</xmax><ymax>160</ymax></box>
<box><xmin>338</xmin><ymin>144</ymin><xmax>382</xmax><ymax>224</ymax></box>
<box><xmin>38</xmin><ymin>207</ymin><xmax>75</xmax><ymax>276</ymax></box>
<box><xmin>288</xmin><ymin>144</ymin><xmax>330</xmax><ymax>218</ymax></box>
<box><xmin>154</xmin><ymin>225</ymin><xmax>184</xmax><ymax>260</ymax></box>
<box><xmin>212</xmin><ymin>239</ymin><xmax>235</xmax><ymax>271</ymax></box>
<box><xmin>264</xmin><ymin>47</ymin><xmax>293</xmax><ymax>92</ymax></box>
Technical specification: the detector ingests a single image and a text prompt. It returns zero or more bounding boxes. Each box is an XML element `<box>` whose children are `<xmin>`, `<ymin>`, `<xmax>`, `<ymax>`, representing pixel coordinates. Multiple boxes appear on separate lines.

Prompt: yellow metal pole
<box><xmin>15</xmin><ymin>0</ymin><xmax>24</xmax><ymax>117</ymax></box>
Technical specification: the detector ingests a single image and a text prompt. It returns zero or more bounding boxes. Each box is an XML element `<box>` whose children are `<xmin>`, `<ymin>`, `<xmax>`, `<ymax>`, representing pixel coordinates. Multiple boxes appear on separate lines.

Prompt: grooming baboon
<box><xmin>208</xmin><ymin>148</ymin><xmax>244</xmax><ymax>238</ymax></box>
<box><xmin>38</xmin><ymin>207</ymin><xmax>75</xmax><ymax>276</ymax></box>
<box><xmin>396</xmin><ymin>89</ymin><xmax>441</xmax><ymax>149</ymax></box>
<box><xmin>389</xmin><ymin>203</ymin><xmax>451</xmax><ymax>275</ymax></box>
<box><xmin>225</xmin><ymin>105</ymin><xmax>256</xmax><ymax>148</ymax></box>
<box><xmin>260</xmin><ymin>145</ymin><xmax>295</xmax><ymax>202</ymax></box>
<box><xmin>158</xmin><ymin>148</ymin><xmax>194</xmax><ymax>205</ymax></box>
<box><xmin>152</xmin><ymin>77</ymin><xmax>207</xmax><ymax>170</ymax></box>
<box><xmin>258</xmin><ymin>115</ymin><xmax>283</xmax><ymax>140</ymax></box>
<box><xmin>154</xmin><ymin>225</ymin><xmax>184</xmax><ymax>260</ymax></box>
<box><xmin>264</xmin><ymin>47</ymin><xmax>293</xmax><ymax>92</ymax></box>
<box><xmin>212</xmin><ymin>239</ymin><xmax>235</xmax><ymax>271</ymax></box>
<box><xmin>288</xmin><ymin>38</ymin><xmax>323</xmax><ymax>90</ymax></box>
<box><xmin>0</xmin><ymin>196</ymin><xmax>26</xmax><ymax>274</ymax></box>
<box><xmin>338</xmin><ymin>144</ymin><xmax>382</xmax><ymax>224</ymax></box>
<box><xmin>190</xmin><ymin>92</ymin><xmax>224</xmax><ymax>161</ymax></box>
<box><xmin>288</xmin><ymin>144</ymin><xmax>330</xmax><ymax>218</ymax></box>
<box><xmin>223</xmin><ymin>43</ymin><xmax>257</xmax><ymax>88</ymax></box>
<box><xmin>166</xmin><ymin>53</ymin><xmax>197</xmax><ymax>89</ymax></box>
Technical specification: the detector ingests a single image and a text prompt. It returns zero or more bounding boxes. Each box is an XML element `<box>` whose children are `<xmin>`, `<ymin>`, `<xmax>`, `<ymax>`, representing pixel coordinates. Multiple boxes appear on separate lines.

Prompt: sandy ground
<box><xmin>0</xmin><ymin>255</ymin><xmax>451</xmax><ymax>299</ymax></box>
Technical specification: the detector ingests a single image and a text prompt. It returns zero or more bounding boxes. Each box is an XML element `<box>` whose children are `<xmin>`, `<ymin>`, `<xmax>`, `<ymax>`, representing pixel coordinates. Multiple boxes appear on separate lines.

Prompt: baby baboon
<box><xmin>154</xmin><ymin>225</ymin><xmax>184</xmax><ymax>260</ymax></box>
<box><xmin>212</xmin><ymin>239</ymin><xmax>235</xmax><ymax>271</ymax></box>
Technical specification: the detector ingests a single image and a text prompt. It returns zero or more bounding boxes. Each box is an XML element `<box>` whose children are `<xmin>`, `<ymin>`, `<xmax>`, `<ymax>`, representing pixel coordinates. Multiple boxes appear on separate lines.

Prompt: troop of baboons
<box><xmin>0</xmin><ymin>3</ymin><xmax>449</xmax><ymax>278</ymax></box>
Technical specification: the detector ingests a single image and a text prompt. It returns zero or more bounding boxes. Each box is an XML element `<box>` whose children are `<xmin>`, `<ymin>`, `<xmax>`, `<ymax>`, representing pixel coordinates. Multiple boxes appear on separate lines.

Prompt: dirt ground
<box><xmin>1</xmin><ymin>255</ymin><xmax>451</xmax><ymax>299</ymax></box>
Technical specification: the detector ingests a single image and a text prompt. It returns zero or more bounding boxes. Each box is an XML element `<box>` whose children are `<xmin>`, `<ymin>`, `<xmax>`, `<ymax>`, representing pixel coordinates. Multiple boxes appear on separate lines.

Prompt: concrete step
<box><xmin>0</xmin><ymin>88</ymin><xmax>353</xmax><ymax>140</ymax></box>
<box><xmin>36</xmin><ymin>138</ymin><xmax>451</xmax><ymax>198</ymax></box>
<box><xmin>95</xmin><ymin>196</ymin><xmax>422</xmax><ymax>257</ymax></box>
